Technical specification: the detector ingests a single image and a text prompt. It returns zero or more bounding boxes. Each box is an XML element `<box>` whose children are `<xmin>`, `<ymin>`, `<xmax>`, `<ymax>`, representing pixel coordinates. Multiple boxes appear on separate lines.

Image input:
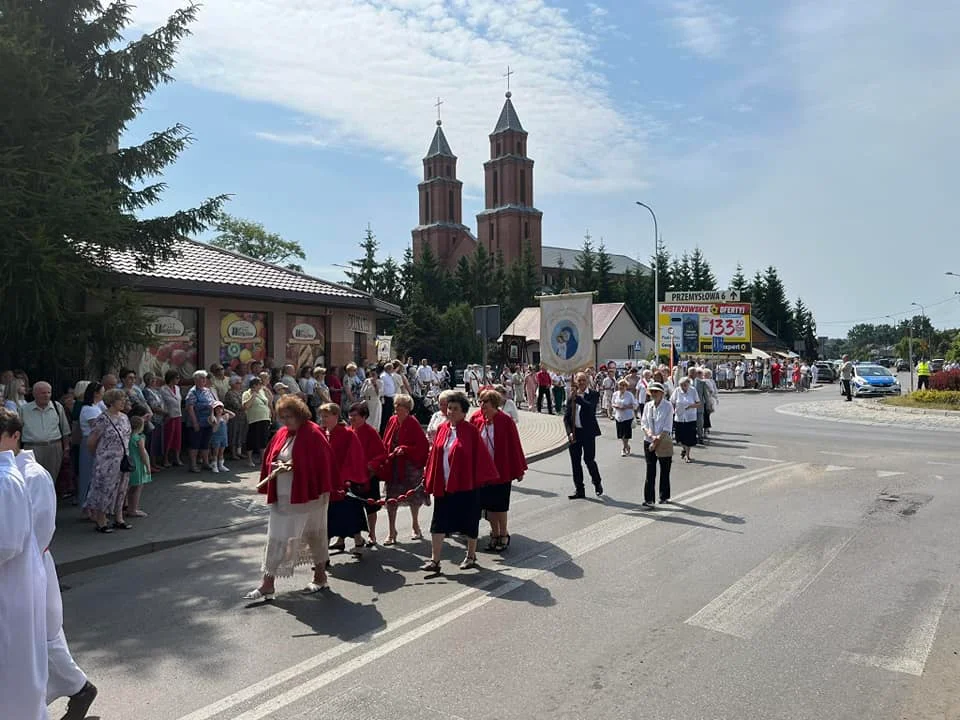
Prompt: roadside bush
<box><xmin>908</xmin><ymin>390</ymin><xmax>960</xmax><ymax>407</ymax></box>
<box><xmin>930</xmin><ymin>369</ymin><xmax>960</xmax><ymax>391</ymax></box>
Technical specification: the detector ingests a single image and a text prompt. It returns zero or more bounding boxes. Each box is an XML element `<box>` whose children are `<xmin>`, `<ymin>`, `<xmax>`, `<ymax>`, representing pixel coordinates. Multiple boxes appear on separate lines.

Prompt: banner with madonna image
<box><xmin>538</xmin><ymin>292</ymin><xmax>594</xmax><ymax>374</ymax></box>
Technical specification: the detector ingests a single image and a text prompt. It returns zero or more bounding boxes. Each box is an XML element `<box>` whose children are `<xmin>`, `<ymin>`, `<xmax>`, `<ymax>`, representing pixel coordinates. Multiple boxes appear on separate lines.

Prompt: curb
<box><xmin>56</xmin><ymin>517</ymin><xmax>266</xmax><ymax>579</ymax></box>
<box><xmin>774</xmin><ymin>402</ymin><xmax>960</xmax><ymax>433</ymax></box>
<box><xmin>873</xmin><ymin>402</ymin><xmax>959</xmax><ymax>418</ymax></box>
<box><xmin>57</xmin><ymin>435</ymin><xmax>570</xmax><ymax>579</ymax></box>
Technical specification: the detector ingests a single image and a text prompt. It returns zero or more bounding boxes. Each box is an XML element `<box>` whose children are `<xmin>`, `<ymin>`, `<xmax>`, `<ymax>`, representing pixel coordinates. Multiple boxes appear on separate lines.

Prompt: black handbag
<box><xmin>104</xmin><ymin>412</ymin><xmax>134</xmax><ymax>473</ymax></box>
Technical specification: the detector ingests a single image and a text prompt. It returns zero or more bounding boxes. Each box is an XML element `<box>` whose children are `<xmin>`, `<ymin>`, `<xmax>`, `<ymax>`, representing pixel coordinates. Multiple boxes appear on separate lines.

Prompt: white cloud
<box><xmin>131</xmin><ymin>0</ymin><xmax>649</xmax><ymax>195</ymax></box>
<box><xmin>668</xmin><ymin>0</ymin><xmax>738</xmax><ymax>58</ymax></box>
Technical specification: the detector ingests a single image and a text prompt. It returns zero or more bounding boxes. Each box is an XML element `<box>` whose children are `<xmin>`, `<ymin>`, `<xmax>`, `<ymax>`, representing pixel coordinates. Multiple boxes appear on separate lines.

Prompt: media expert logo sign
<box><xmin>658</xmin><ymin>302</ymin><xmax>752</xmax><ymax>355</ymax></box>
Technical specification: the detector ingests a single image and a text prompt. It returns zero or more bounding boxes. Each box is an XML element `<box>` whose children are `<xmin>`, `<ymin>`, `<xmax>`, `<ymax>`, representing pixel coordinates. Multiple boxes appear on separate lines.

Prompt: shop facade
<box><xmin>109</xmin><ymin>239</ymin><xmax>400</xmax><ymax>381</ymax></box>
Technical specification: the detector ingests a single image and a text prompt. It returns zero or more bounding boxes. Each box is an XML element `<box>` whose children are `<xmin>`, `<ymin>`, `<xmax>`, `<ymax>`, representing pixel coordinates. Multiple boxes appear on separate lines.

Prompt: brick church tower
<box><xmin>411</xmin><ymin>116</ymin><xmax>477</xmax><ymax>267</ymax></box>
<box><xmin>476</xmin><ymin>90</ymin><xmax>543</xmax><ymax>268</ymax></box>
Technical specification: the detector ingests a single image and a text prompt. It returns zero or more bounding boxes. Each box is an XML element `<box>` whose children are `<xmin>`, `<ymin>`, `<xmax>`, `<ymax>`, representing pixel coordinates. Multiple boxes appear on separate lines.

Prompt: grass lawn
<box><xmin>881</xmin><ymin>396</ymin><xmax>960</xmax><ymax>412</ymax></box>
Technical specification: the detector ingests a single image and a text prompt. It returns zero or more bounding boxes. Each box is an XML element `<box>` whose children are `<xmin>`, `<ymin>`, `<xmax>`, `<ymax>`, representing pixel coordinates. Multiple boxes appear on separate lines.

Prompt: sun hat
<box><xmin>647</xmin><ymin>382</ymin><xmax>665</xmax><ymax>393</ymax></box>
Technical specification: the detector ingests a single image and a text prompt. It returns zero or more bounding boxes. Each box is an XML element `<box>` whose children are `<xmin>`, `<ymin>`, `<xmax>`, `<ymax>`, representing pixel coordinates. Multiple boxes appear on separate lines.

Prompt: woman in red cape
<box><xmin>472</xmin><ymin>388</ymin><xmax>527</xmax><ymax>553</ymax></box>
<box><xmin>319</xmin><ymin>403</ymin><xmax>369</xmax><ymax>559</ymax></box>
<box><xmin>378</xmin><ymin>394</ymin><xmax>429</xmax><ymax>545</ymax></box>
<box><xmin>244</xmin><ymin>396</ymin><xmax>333</xmax><ymax>600</ymax></box>
<box><xmin>421</xmin><ymin>390</ymin><xmax>499</xmax><ymax>574</ymax></box>
<box><xmin>347</xmin><ymin>402</ymin><xmax>387</xmax><ymax>545</ymax></box>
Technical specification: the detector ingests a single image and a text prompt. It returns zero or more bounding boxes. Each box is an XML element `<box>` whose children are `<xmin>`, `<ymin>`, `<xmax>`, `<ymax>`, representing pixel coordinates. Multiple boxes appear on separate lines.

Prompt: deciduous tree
<box><xmin>211</xmin><ymin>213</ymin><xmax>306</xmax><ymax>271</ymax></box>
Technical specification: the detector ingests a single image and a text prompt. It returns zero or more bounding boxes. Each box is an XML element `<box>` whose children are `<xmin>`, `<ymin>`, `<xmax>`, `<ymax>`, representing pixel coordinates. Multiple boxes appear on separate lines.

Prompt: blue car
<box><xmin>850</xmin><ymin>364</ymin><xmax>901</xmax><ymax>397</ymax></box>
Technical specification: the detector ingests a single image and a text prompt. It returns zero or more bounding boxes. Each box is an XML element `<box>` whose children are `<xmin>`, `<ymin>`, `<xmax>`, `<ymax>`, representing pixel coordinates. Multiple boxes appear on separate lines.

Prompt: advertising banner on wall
<box><xmin>219</xmin><ymin>311</ymin><xmax>268</xmax><ymax>372</ymax></box>
<box><xmin>135</xmin><ymin>307</ymin><xmax>199</xmax><ymax>380</ymax></box>
<box><xmin>657</xmin><ymin>302</ymin><xmax>752</xmax><ymax>355</ymax></box>
<box><xmin>538</xmin><ymin>292</ymin><xmax>594</xmax><ymax>374</ymax></box>
<box><xmin>285</xmin><ymin>315</ymin><xmax>326</xmax><ymax>370</ymax></box>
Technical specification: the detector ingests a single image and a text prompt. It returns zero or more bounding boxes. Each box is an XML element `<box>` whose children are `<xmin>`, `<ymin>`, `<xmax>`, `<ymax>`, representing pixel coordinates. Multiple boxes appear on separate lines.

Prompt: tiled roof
<box><xmin>425</xmin><ymin>123</ymin><xmax>454</xmax><ymax>159</ymax></box>
<box><xmin>541</xmin><ymin>245</ymin><xmax>650</xmax><ymax>276</ymax></box>
<box><xmin>109</xmin><ymin>237</ymin><xmax>401</xmax><ymax>315</ymax></box>
<box><xmin>492</xmin><ymin>95</ymin><xmax>526</xmax><ymax>135</ymax></box>
<box><xmin>500</xmin><ymin>303</ymin><xmax>649</xmax><ymax>342</ymax></box>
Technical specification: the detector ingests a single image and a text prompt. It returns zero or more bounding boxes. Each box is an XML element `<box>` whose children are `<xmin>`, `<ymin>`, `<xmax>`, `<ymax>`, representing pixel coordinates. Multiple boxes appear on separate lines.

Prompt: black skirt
<box><xmin>479</xmin><ymin>481</ymin><xmax>512</xmax><ymax>513</ymax></box>
<box><xmin>430</xmin><ymin>490</ymin><xmax>481</xmax><ymax>539</ymax></box>
<box><xmin>328</xmin><ymin>496</ymin><xmax>368</xmax><ymax>538</ymax></box>
<box><xmin>675</xmin><ymin>420</ymin><xmax>698</xmax><ymax>448</ymax></box>
<box><xmin>355</xmin><ymin>477</ymin><xmax>382</xmax><ymax>515</ymax></box>
<box><xmin>245</xmin><ymin>420</ymin><xmax>270</xmax><ymax>454</ymax></box>
<box><xmin>615</xmin><ymin>419</ymin><xmax>634</xmax><ymax>440</ymax></box>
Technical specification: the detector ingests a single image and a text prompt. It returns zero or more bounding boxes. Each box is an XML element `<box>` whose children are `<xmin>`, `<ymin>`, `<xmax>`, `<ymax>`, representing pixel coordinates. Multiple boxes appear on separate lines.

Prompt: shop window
<box><xmin>353</xmin><ymin>332</ymin><xmax>365</xmax><ymax>366</ymax></box>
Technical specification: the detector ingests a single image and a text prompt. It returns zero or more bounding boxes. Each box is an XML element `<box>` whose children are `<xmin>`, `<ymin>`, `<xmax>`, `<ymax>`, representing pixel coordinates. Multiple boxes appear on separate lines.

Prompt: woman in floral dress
<box><xmin>83</xmin><ymin>389</ymin><xmax>132</xmax><ymax>533</ymax></box>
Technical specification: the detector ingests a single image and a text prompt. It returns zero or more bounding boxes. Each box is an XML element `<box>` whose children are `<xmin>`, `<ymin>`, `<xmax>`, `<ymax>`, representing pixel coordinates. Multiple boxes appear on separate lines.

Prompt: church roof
<box><xmin>541</xmin><ymin>245</ymin><xmax>650</xmax><ymax>276</ymax></box>
<box><xmin>425</xmin><ymin>122</ymin><xmax>455</xmax><ymax>158</ymax></box>
<box><xmin>492</xmin><ymin>93</ymin><xmax>526</xmax><ymax>135</ymax></box>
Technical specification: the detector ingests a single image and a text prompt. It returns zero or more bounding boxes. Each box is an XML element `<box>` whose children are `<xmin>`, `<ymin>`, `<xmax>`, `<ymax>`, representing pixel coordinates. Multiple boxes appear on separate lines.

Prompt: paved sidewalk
<box><xmin>53</xmin><ymin>412</ymin><xmax>567</xmax><ymax>577</ymax></box>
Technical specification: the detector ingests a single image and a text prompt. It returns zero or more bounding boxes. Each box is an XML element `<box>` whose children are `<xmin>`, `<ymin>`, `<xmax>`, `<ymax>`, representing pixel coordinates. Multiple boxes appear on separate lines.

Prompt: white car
<box><xmin>849</xmin><ymin>364</ymin><xmax>901</xmax><ymax>397</ymax></box>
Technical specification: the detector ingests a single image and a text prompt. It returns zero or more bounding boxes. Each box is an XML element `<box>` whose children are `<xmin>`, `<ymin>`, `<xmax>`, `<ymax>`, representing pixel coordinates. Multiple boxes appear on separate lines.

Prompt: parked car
<box><xmin>814</xmin><ymin>361</ymin><xmax>836</xmax><ymax>382</ymax></box>
<box><xmin>847</xmin><ymin>364</ymin><xmax>901</xmax><ymax>397</ymax></box>
<box><xmin>931</xmin><ymin>358</ymin><xmax>945</xmax><ymax>372</ymax></box>
<box><xmin>895</xmin><ymin>358</ymin><xmax>910</xmax><ymax>372</ymax></box>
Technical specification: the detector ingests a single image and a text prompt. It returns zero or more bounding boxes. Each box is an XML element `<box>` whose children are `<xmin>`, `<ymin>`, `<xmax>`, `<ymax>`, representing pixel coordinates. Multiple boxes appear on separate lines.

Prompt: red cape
<box><xmin>378</xmin><ymin>413</ymin><xmax>429</xmax><ymax>481</ymax></box>
<box><xmin>424</xmin><ymin>420</ymin><xmax>500</xmax><ymax>498</ymax></box>
<box><xmin>259</xmin><ymin>421</ymin><xmax>333</xmax><ymax>504</ymax></box>
<box><xmin>470</xmin><ymin>410</ymin><xmax>527</xmax><ymax>486</ymax></box>
<box><xmin>327</xmin><ymin>423</ymin><xmax>369</xmax><ymax>500</ymax></box>
<box><xmin>350</xmin><ymin>422</ymin><xmax>387</xmax><ymax>476</ymax></box>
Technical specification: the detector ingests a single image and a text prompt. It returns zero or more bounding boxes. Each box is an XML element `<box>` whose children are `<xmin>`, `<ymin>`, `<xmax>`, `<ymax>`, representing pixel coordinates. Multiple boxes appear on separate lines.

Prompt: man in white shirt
<box><xmin>280</xmin><ymin>364</ymin><xmax>302</xmax><ymax>398</ymax></box>
<box><xmin>19</xmin><ymin>382</ymin><xmax>71</xmax><ymax>480</ymax></box>
<box><xmin>11</xmin><ymin>438</ymin><xmax>97</xmax><ymax>719</ymax></box>
<box><xmin>416</xmin><ymin>359</ymin><xmax>437</xmax><ymax>393</ymax></box>
<box><xmin>0</xmin><ymin>409</ymin><xmax>48</xmax><ymax>720</ymax></box>
<box><xmin>379</xmin><ymin>364</ymin><xmax>397</xmax><ymax>434</ymax></box>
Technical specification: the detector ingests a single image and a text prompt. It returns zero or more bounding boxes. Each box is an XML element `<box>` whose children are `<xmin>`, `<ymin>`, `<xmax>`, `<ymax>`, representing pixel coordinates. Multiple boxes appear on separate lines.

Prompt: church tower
<box><xmin>476</xmin><ymin>86</ymin><xmax>543</xmax><ymax>269</ymax></box>
<box><xmin>411</xmin><ymin>107</ymin><xmax>477</xmax><ymax>270</ymax></box>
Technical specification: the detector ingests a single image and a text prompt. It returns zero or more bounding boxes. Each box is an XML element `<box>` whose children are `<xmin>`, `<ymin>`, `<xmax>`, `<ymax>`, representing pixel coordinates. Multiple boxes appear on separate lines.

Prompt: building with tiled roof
<box><xmin>500</xmin><ymin>303</ymin><xmax>655</xmax><ymax>366</ymax></box>
<box><xmin>111</xmin><ymin>237</ymin><xmax>400</xmax><ymax>381</ymax></box>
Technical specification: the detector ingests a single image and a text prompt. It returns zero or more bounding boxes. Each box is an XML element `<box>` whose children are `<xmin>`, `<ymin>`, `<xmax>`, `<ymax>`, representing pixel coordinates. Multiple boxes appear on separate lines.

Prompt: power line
<box><xmin>816</xmin><ymin>294</ymin><xmax>960</xmax><ymax>326</ymax></box>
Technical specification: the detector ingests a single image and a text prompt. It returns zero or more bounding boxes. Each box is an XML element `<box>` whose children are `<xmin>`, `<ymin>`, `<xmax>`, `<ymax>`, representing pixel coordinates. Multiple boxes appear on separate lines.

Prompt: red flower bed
<box><xmin>931</xmin><ymin>369</ymin><xmax>960</xmax><ymax>391</ymax></box>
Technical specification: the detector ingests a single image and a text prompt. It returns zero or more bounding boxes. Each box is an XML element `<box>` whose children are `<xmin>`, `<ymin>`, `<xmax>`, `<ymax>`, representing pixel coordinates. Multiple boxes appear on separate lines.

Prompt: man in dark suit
<box><xmin>564</xmin><ymin>372</ymin><xmax>603</xmax><ymax>499</ymax></box>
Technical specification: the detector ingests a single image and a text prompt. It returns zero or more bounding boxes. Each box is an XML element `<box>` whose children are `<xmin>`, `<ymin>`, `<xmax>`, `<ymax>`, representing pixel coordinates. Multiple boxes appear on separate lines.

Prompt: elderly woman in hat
<box><xmin>670</xmin><ymin>376</ymin><xmax>700</xmax><ymax>464</ymax></box>
<box><xmin>640</xmin><ymin>381</ymin><xmax>674</xmax><ymax>507</ymax></box>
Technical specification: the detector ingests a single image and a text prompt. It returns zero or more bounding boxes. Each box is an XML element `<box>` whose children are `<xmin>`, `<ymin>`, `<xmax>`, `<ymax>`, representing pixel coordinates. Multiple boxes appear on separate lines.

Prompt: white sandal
<box><xmin>242</xmin><ymin>588</ymin><xmax>275</xmax><ymax>601</ymax></box>
<box><xmin>302</xmin><ymin>580</ymin><xmax>329</xmax><ymax>594</ymax></box>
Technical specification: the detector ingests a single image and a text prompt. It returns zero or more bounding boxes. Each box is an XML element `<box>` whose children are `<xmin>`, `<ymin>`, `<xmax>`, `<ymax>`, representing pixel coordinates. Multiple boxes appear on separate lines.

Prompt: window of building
<box><xmin>425</xmin><ymin>193</ymin><xmax>430</xmax><ymax>223</ymax></box>
<box><xmin>489</xmin><ymin>222</ymin><xmax>494</xmax><ymax>244</ymax></box>
<box><xmin>492</xmin><ymin>171</ymin><xmax>499</xmax><ymax>206</ymax></box>
<box><xmin>520</xmin><ymin>169</ymin><xmax>526</xmax><ymax>205</ymax></box>
<box><xmin>524</xmin><ymin>220</ymin><xmax>529</xmax><ymax>239</ymax></box>
<box><xmin>448</xmin><ymin>189</ymin><xmax>454</xmax><ymax>221</ymax></box>
<box><xmin>353</xmin><ymin>332</ymin><xmax>365</xmax><ymax>366</ymax></box>
<box><xmin>445</xmin><ymin>164</ymin><xmax>451</xmax><ymax>178</ymax></box>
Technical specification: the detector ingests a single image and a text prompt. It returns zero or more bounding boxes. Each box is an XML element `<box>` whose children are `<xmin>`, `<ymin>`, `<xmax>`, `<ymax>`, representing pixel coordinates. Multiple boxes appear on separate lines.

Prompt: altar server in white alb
<box><xmin>4</xmin><ymin>407</ymin><xmax>99</xmax><ymax>720</ymax></box>
<box><xmin>0</xmin><ymin>408</ymin><xmax>47</xmax><ymax>720</ymax></box>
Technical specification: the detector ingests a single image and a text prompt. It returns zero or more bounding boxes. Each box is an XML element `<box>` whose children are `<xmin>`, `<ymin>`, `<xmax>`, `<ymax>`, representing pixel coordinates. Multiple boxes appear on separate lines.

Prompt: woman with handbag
<box><xmin>82</xmin><ymin>389</ymin><xmax>133</xmax><ymax>533</ymax></box>
<box><xmin>640</xmin><ymin>382</ymin><xmax>674</xmax><ymax>508</ymax></box>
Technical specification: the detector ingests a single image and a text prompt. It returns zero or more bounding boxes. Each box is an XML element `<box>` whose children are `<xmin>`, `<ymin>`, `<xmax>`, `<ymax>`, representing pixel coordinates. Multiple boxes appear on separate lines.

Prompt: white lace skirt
<box><xmin>262</xmin><ymin>473</ymin><xmax>330</xmax><ymax>578</ymax></box>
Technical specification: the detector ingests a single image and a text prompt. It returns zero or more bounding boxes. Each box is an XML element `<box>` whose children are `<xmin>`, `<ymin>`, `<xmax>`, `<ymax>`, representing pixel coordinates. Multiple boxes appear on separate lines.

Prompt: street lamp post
<box><xmin>889</xmin><ymin>314</ymin><xmax>913</xmax><ymax>392</ymax></box>
<box><xmin>635</xmin><ymin>201</ymin><xmax>659</xmax><ymax>361</ymax></box>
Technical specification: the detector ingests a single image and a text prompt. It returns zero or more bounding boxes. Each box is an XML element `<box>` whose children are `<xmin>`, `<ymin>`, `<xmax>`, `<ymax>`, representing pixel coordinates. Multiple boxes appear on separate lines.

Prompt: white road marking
<box><xmin>928</xmin><ymin>461</ymin><xmax>960</xmax><ymax>467</ymax></box>
<box><xmin>844</xmin><ymin>584</ymin><xmax>951</xmax><ymax>676</ymax></box>
<box><xmin>819</xmin><ymin>451</ymin><xmax>869</xmax><ymax>459</ymax></box>
<box><xmin>876</xmin><ymin>470</ymin><xmax>905</xmax><ymax>478</ymax></box>
<box><xmin>182</xmin><ymin>463</ymin><xmax>799</xmax><ymax>720</ymax></box>
<box><xmin>935</xmin><ymin>475</ymin><xmax>944</xmax><ymax>481</ymax></box>
<box><xmin>747</xmin><ymin>443</ymin><xmax>778</xmax><ymax>449</ymax></box>
<box><xmin>824</xmin><ymin>465</ymin><xmax>855</xmax><ymax>472</ymax></box>
<box><xmin>739</xmin><ymin>456</ymin><xmax>785</xmax><ymax>463</ymax></box>
<box><xmin>685</xmin><ymin>525</ymin><xmax>857</xmax><ymax>639</ymax></box>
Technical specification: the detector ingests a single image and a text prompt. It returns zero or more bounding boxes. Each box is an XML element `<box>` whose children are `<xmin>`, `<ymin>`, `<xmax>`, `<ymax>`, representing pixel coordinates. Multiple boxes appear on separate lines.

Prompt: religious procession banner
<box><xmin>375</xmin><ymin>335</ymin><xmax>393</xmax><ymax>363</ymax></box>
<box><xmin>657</xmin><ymin>301</ymin><xmax>753</xmax><ymax>354</ymax></box>
<box><xmin>538</xmin><ymin>292</ymin><xmax>594</xmax><ymax>374</ymax></box>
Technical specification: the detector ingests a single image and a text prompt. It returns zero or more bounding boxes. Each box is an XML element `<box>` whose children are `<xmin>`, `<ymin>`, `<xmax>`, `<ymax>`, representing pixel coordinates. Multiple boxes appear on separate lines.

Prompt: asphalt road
<box><xmin>52</xmin><ymin>388</ymin><xmax>960</xmax><ymax>720</ymax></box>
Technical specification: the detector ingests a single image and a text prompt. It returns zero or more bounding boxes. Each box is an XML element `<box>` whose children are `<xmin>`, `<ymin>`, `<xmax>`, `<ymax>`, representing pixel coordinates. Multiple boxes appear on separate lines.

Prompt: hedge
<box><xmin>930</xmin><ymin>369</ymin><xmax>960</xmax><ymax>391</ymax></box>
<box><xmin>908</xmin><ymin>390</ymin><xmax>960</xmax><ymax>407</ymax></box>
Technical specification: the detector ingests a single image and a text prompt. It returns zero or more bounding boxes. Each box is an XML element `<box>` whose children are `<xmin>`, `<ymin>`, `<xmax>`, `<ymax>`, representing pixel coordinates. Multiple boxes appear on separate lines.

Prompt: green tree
<box><xmin>344</xmin><ymin>223</ymin><xmax>379</xmax><ymax>293</ymax></box>
<box><xmin>749</xmin><ymin>271</ymin><xmax>767</xmax><ymax>320</ymax></box>
<box><xmin>393</xmin><ymin>286</ymin><xmax>442</xmax><ymax>361</ymax></box>
<box><xmin>761</xmin><ymin>266</ymin><xmax>793</xmax><ymax>343</ymax></box>
<box><xmin>575</xmin><ymin>234</ymin><xmax>597</xmax><ymax>293</ymax></box>
<box><xmin>438</xmin><ymin>303</ymin><xmax>482</xmax><ymax>364</ymax></box>
<box><xmin>595</xmin><ymin>241</ymin><xmax>615</xmax><ymax>302</ymax></box>
<box><xmin>399</xmin><ymin>246</ymin><xmax>415</xmax><ymax>304</ymax></box>
<box><xmin>493</xmin><ymin>248</ymin><xmax>508</xmax><ymax>309</ymax></box>
<box><xmin>688</xmin><ymin>247</ymin><xmax>717</xmax><ymax>291</ymax></box>
<box><xmin>0</xmin><ymin>0</ymin><xmax>224</xmax><ymax>379</ymax></box>
<box><xmin>211</xmin><ymin>213</ymin><xmax>306</xmax><ymax>271</ymax></box>
<box><xmin>670</xmin><ymin>253</ymin><xmax>693</xmax><ymax>291</ymax></box>
<box><xmin>730</xmin><ymin>263</ymin><xmax>748</xmax><ymax>298</ymax></box>
<box><xmin>467</xmin><ymin>244</ymin><xmax>494</xmax><ymax>306</ymax></box>
<box><xmin>651</xmin><ymin>247</ymin><xmax>671</xmax><ymax>301</ymax></box>
<box><xmin>455</xmin><ymin>255</ymin><xmax>472</xmax><ymax>300</ymax></box>
<box><xmin>376</xmin><ymin>256</ymin><xmax>402</xmax><ymax>306</ymax></box>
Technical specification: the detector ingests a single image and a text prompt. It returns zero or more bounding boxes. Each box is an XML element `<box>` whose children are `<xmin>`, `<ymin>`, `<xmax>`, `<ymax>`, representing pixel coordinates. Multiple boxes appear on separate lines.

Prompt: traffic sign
<box><xmin>664</xmin><ymin>290</ymin><xmax>740</xmax><ymax>303</ymax></box>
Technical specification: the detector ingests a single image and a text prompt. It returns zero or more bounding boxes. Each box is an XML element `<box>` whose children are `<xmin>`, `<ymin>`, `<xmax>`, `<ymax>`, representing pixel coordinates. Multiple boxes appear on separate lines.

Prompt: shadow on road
<box><xmin>692</xmin><ymin>460</ymin><xmax>747</xmax><ymax>469</ymax></box>
<box><xmin>277</xmin><ymin>591</ymin><xmax>387</xmax><ymax>642</ymax></box>
<box><xmin>666</xmin><ymin>502</ymin><xmax>745</xmax><ymax>525</ymax></box>
<box><xmin>513</xmin><ymin>485</ymin><xmax>560</xmax><ymax>498</ymax></box>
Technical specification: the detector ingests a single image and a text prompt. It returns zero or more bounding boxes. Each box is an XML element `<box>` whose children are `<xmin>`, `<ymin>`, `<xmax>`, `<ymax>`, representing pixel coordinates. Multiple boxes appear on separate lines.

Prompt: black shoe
<box><xmin>642</xmin><ymin>501</ymin><xmax>654</xmax><ymax>508</ymax></box>
<box><xmin>660</xmin><ymin>498</ymin><xmax>670</xmax><ymax>504</ymax></box>
<box><xmin>594</xmin><ymin>484</ymin><xmax>604</xmax><ymax>497</ymax></box>
<box><xmin>568</xmin><ymin>492</ymin><xmax>586</xmax><ymax>500</ymax></box>
<box><xmin>62</xmin><ymin>681</ymin><xmax>98</xmax><ymax>720</ymax></box>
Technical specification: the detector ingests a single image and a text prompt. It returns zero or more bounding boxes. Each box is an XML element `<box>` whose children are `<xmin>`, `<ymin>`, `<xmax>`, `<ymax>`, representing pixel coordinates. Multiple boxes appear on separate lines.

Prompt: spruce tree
<box><xmin>651</xmin><ymin>247</ymin><xmax>671</xmax><ymax>301</ymax></box>
<box><xmin>345</xmin><ymin>223</ymin><xmax>380</xmax><ymax>293</ymax></box>
<box><xmin>670</xmin><ymin>253</ymin><xmax>693</xmax><ymax>291</ymax></box>
<box><xmin>377</xmin><ymin>256</ymin><xmax>402</xmax><ymax>307</ymax></box>
<box><xmin>595</xmin><ymin>241</ymin><xmax>615</xmax><ymax>302</ymax></box>
<box><xmin>730</xmin><ymin>263</ymin><xmax>748</xmax><ymax>298</ymax></box>
<box><xmin>749</xmin><ymin>271</ymin><xmax>767</xmax><ymax>317</ymax></box>
<box><xmin>575</xmin><ymin>234</ymin><xmax>597</xmax><ymax>293</ymax></box>
<box><xmin>455</xmin><ymin>256</ymin><xmax>472</xmax><ymax>299</ymax></box>
<box><xmin>688</xmin><ymin>247</ymin><xmax>717</xmax><ymax>291</ymax></box>
<box><xmin>0</xmin><ymin>0</ymin><xmax>225</xmax><ymax>376</ymax></box>
<box><xmin>493</xmin><ymin>248</ymin><xmax>508</xmax><ymax>309</ymax></box>
<box><xmin>761</xmin><ymin>266</ymin><xmax>793</xmax><ymax>343</ymax></box>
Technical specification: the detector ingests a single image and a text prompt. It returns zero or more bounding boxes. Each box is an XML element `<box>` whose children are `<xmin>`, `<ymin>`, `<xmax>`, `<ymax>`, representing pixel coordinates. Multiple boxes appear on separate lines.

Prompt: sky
<box><xmin>126</xmin><ymin>0</ymin><xmax>960</xmax><ymax>337</ymax></box>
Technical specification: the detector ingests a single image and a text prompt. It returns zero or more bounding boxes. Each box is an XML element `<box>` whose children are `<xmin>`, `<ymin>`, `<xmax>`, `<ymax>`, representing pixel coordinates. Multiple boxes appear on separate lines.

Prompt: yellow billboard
<box><xmin>658</xmin><ymin>302</ymin><xmax>752</xmax><ymax>355</ymax></box>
